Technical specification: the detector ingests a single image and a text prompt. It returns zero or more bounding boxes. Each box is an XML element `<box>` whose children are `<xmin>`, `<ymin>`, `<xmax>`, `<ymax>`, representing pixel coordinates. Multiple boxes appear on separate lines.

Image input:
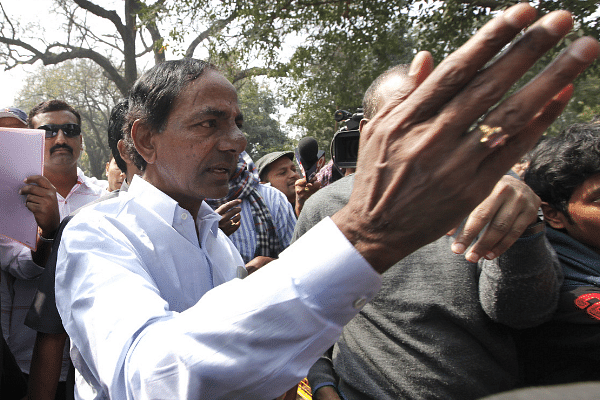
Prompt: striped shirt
<box><xmin>229</xmin><ymin>183</ymin><xmax>296</xmax><ymax>263</ymax></box>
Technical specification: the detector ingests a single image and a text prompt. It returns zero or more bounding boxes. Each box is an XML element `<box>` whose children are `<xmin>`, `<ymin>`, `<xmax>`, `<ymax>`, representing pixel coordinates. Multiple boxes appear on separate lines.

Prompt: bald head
<box><xmin>362</xmin><ymin>64</ymin><xmax>410</xmax><ymax>119</ymax></box>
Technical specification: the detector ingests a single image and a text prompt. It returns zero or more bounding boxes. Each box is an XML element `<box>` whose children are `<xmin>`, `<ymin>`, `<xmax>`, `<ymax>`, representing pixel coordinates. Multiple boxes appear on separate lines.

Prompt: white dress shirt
<box><xmin>0</xmin><ymin>167</ymin><xmax>105</xmax><ymax>377</ymax></box>
<box><xmin>55</xmin><ymin>175</ymin><xmax>381</xmax><ymax>400</ymax></box>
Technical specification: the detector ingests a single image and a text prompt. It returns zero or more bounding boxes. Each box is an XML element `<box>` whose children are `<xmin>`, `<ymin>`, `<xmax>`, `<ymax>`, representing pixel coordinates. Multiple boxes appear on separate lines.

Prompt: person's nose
<box><xmin>219</xmin><ymin>126</ymin><xmax>247</xmax><ymax>154</ymax></box>
<box><xmin>54</xmin><ymin>129</ymin><xmax>68</xmax><ymax>144</ymax></box>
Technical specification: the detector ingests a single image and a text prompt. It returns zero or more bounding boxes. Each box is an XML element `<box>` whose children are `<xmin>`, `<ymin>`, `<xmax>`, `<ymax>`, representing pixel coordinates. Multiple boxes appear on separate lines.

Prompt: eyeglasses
<box><xmin>37</xmin><ymin>124</ymin><xmax>81</xmax><ymax>138</ymax></box>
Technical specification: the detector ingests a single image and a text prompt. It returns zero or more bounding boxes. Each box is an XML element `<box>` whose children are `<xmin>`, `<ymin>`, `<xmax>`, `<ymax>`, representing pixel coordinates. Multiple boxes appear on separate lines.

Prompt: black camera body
<box><xmin>331</xmin><ymin>109</ymin><xmax>363</xmax><ymax>169</ymax></box>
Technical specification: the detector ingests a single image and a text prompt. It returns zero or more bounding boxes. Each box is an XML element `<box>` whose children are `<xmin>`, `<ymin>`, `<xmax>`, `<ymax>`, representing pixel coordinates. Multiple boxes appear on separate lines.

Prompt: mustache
<box><xmin>50</xmin><ymin>143</ymin><xmax>74</xmax><ymax>154</ymax></box>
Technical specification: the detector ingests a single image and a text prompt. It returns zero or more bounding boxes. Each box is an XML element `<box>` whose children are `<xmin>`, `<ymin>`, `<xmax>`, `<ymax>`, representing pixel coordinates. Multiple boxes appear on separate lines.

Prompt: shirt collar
<box><xmin>128</xmin><ymin>175</ymin><xmax>220</xmax><ymax>237</ymax></box>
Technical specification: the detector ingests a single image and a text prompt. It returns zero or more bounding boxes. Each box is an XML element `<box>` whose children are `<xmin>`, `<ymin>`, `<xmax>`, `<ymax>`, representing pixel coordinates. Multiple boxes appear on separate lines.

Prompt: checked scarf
<box><xmin>206</xmin><ymin>152</ymin><xmax>283</xmax><ymax>259</ymax></box>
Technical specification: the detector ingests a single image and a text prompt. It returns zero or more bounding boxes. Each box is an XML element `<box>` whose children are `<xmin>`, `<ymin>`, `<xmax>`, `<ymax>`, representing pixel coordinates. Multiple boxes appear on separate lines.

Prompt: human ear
<box><xmin>359</xmin><ymin>118</ymin><xmax>369</xmax><ymax>133</ymax></box>
<box><xmin>541</xmin><ymin>202</ymin><xmax>567</xmax><ymax>230</ymax></box>
<box><xmin>131</xmin><ymin>120</ymin><xmax>156</xmax><ymax>165</ymax></box>
<box><xmin>117</xmin><ymin>139</ymin><xmax>132</xmax><ymax>163</ymax></box>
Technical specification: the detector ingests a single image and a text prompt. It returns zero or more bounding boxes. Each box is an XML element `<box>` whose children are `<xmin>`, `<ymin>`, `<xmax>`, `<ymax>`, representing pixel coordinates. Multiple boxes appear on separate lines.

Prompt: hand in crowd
<box><xmin>20</xmin><ymin>175</ymin><xmax>60</xmax><ymax>239</ymax></box>
<box><xmin>245</xmin><ymin>256</ymin><xmax>275</xmax><ymax>275</ymax></box>
<box><xmin>332</xmin><ymin>4</ymin><xmax>599</xmax><ymax>272</ymax></box>
<box><xmin>294</xmin><ymin>177</ymin><xmax>321</xmax><ymax>216</ymax></box>
<box><xmin>449</xmin><ymin>175</ymin><xmax>541</xmax><ymax>262</ymax></box>
<box><xmin>215</xmin><ymin>199</ymin><xmax>242</xmax><ymax>236</ymax></box>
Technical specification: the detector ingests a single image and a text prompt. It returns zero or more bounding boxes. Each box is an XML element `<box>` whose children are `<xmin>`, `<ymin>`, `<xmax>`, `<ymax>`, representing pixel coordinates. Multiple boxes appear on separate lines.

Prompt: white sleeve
<box><xmin>56</xmin><ymin>217</ymin><xmax>381</xmax><ymax>400</ymax></box>
<box><xmin>0</xmin><ymin>236</ymin><xmax>43</xmax><ymax>279</ymax></box>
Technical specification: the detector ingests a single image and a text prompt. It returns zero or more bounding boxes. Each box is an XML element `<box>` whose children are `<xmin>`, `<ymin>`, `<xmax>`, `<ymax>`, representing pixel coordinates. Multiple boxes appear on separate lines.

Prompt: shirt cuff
<box><xmin>278</xmin><ymin>217</ymin><xmax>382</xmax><ymax>327</ymax></box>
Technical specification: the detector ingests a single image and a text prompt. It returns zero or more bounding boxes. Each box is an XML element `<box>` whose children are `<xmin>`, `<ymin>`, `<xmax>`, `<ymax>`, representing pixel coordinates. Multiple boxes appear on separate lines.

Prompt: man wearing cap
<box><xmin>206</xmin><ymin>151</ymin><xmax>297</xmax><ymax>268</ymax></box>
<box><xmin>256</xmin><ymin>151</ymin><xmax>320</xmax><ymax>216</ymax></box>
<box><xmin>0</xmin><ymin>100</ymin><xmax>104</xmax><ymax>395</ymax></box>
<box><xmin>0</xmin><ymin>107</ymin><xmax>29</xmax><ymax>129</ymax></box>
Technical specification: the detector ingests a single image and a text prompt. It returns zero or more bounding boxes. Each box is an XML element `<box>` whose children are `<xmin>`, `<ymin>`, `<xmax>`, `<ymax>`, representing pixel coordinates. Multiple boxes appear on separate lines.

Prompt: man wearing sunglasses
<box><xmin>0</xmin><ymin>99</ymin><xmax>105</xmax><ymax>397</ymax></box>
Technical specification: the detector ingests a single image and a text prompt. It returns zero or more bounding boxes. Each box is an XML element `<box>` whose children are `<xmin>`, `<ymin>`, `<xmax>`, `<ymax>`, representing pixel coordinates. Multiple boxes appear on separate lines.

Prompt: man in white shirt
<box><xmin>0</xmin><ymin>100</ymin><xmax>105</xmax><ymax>390</ymax></box>
<box><xmin>54</xmin><ymin>4</ymin><xmax>599</xmax><ymax>399</ymax></box>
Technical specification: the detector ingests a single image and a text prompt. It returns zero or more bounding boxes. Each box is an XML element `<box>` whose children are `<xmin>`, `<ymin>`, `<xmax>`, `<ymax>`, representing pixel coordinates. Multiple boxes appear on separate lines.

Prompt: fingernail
<box><xmin>485</xmin><ymin>252</ymin><xmax>496</xmax><ymax>260</ymax></box>
<box><xmin>466</xmin><ymin>251</ymin><xmax>480</xmax><ymax>263</ymax></box>
<box><xmin>503</xmin><ymin>3</ymin><xmax>535</xmax><ymax>29</ymax></box>
<box><xmin>540</xmin><ymin>10</ymin><xmax>573</xmax><ymax>37</ymax></box>
<box><xmin>451</xmin><ymin>243</ymin><xmax>466</xmax><ymax>254</ymax></box>
<box><xmin>409</xmin><ymin>51</ymin><xmax>426</xmax><ymax>76</ymax></box>
<box><xmin>568</xmin><ymin>37</ymin><xmax>600</xmax><ymax>63</ymax></box>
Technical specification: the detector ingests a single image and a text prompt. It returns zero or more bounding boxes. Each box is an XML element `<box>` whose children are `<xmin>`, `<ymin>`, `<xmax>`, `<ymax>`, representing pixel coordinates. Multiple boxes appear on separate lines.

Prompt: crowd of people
<box><xmin>0</xmin><ymin>3</ymin><xmax>599</xmax><ymax>400</ymax></box>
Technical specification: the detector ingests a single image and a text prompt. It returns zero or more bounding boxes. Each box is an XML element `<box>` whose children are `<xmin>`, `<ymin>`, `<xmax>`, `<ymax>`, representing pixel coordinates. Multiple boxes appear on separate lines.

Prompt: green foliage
<box><xmin>4</xmin><ymin>0</ymin><xmax>600</xmax><ymax>164</ymax></box>
<box><xmin>545</xmin><ymin>74</ymin><xmax>600</xmax><ymax>136</ymax></box>
<box><xmin>281</xmin><ymin>0</ymin><xmax>415</xmax><ymax>154</ymax></box>
<box><xmin>409</xmin><ymin>0</ymin><xmax>600</xmax><ymax>137</ymax></box>
<box><xmin>15</xmin><ymin>59</ymin><xmax>121</xmax><ymax>178</ymax></box>
<box><xmin>236</xmin><ymin>79</ymin><xmax>293</xmax><ymax>161</ymax></box>
<box><xmin>411</xmin><ymin>1</ymin><xmax>600</xmax><ymax>67</ymax></box>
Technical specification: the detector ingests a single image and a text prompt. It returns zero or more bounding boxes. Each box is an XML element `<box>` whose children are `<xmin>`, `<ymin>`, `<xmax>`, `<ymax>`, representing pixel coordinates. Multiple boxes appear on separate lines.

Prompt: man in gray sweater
<box><xmin>299</xmin><ymin>65</ymin><xmax>562</xmax><ymax>400</ymax></box>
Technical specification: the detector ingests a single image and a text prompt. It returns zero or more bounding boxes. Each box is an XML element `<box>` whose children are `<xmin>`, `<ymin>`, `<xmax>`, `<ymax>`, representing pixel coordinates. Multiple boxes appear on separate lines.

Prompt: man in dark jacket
<box><xmin>519</xmin><ymin>122</ymin><xmax>600</xmax><ymax>385</ymax></box>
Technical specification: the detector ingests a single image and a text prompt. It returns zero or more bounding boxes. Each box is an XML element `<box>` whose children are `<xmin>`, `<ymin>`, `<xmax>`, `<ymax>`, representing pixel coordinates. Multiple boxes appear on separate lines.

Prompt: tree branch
<box><xmin>145</xmin><ymin>22</ymin><xmax>166</xmax><ymax>63</ymax></box>
<box><xmin>71</xmin><ymin>0</ymin><xmax>129</xmax><ymax>40</ymax></box>
<box><xmin>231</xmin><ymin>67</ymin><xmax>271</xmax><ymax>84</ymax></box>
<box><xmin>185</xmin><ymin>9</ymin><xmax>238</xmax><ymax>58</ymax></box>
<box><xmin>0</xmin><ymin>36</ymin><xmax>129</xmax><ymax>95</ymax></box>
<box><xmin>0</xmin><ymin>2</ymin><xmax>17</xmax><ymax>37</ymax></box>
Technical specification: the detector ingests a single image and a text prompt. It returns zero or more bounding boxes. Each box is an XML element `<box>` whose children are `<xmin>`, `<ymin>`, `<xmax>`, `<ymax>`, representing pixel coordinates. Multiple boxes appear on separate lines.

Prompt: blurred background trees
<box><xmin>1</xmin><ymin>0</ymin><xmax>598</xmax><ymax>177</ymax></box>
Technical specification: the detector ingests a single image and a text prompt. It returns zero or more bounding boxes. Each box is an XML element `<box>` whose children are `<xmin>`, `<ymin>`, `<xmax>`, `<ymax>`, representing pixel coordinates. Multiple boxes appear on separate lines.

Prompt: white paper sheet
<box><xmin>0</xmin><ymin>128</ymin><xmax>45</xmax><ymax>249</ymax></box>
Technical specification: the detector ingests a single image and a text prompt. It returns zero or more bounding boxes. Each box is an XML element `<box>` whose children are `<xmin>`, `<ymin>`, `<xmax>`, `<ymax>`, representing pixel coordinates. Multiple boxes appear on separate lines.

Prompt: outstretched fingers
<box><xmin>469</xmin><ymin>37</ymin><xmax>599</xmax><ymax>176</ymax></box>
<box><xmin>395</xmin><ymin>3</ymin><xmax>538</xmax><ymax>127</ymax></box>
<box><xmin>439</xmin><ymin>10</ymin><xmax>575</xmax><ymax>137</ymax></box>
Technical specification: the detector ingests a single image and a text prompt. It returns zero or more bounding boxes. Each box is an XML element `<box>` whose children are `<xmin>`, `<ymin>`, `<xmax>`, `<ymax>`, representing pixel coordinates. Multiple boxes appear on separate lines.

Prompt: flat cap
<box><xmin>255</xmin><ymin>151</ymin><xmax>294</xmax><ymax>179</ymax></box>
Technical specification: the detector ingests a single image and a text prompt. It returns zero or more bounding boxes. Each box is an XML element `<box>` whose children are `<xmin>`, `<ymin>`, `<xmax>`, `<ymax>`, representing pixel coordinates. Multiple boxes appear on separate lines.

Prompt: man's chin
<box><xmin>205</xmin><ymin>185</ymin><xmax>230</xmax><ymax>200</ymax></box>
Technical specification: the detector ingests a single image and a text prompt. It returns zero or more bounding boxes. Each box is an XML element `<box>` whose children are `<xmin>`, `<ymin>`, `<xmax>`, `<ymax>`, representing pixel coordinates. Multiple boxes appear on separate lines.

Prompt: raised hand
<box><xmin>332</xmin><ymin>4</ymin><xmax>599</xmax><ymax>272</ymax></box>
<box><xmin>215</xmin><ymin>199</ymin><xmax>242</xmax><ymax>236</ymax></box>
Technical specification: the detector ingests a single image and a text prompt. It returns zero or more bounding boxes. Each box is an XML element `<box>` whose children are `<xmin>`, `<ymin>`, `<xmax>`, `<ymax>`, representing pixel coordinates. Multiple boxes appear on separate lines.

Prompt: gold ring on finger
<box><xmin>479</xmin><ymin>125</ymin><xmax>508</xmax><ymax>149</ymax></box>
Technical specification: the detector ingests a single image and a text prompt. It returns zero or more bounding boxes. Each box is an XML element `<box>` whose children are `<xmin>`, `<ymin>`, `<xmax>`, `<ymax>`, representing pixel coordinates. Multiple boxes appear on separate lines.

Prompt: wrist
<box><xmin>37</xmin><ymin>227</ymin><xmax>57</xmax><ymax>243</ymax></box>
<box><xmin>521</xmin><ymin>217</ymin><xmax>544</xmax><ymax>237</ymax></box>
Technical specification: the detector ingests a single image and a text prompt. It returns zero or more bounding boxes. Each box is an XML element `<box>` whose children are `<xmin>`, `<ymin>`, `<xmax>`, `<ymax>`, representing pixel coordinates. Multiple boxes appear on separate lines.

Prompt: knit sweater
<box><xmin>295</xmin><ymin>175</ymin><xmax>561</xmax><ymax>400</ymax></box>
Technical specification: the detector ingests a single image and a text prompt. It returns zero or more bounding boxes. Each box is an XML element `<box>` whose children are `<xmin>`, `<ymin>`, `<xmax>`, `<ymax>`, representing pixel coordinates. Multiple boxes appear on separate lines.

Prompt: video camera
<box><xmin>331</xmin><ymin>108</ymin><xmax>363</xmax><ymax>169</ymax></box>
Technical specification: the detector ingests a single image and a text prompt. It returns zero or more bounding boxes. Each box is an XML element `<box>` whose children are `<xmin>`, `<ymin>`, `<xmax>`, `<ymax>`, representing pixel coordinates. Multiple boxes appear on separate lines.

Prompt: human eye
<box><xmin>198</xmin><ymin>119</ymin><xmax>217</xmax><ymax>128</ymax></box>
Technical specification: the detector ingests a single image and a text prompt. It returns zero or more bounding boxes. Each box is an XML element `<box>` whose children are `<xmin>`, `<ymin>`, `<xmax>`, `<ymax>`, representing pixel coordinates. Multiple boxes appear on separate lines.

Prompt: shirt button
<box><xmin>352</xmin><ymin>297</ymin><xmax>367</xmax><ymax>309</ymax></box>
<box><xmin>181</xmin><ymin>213</ymin><xmax>188</xmax><ymax>220</ymax></box>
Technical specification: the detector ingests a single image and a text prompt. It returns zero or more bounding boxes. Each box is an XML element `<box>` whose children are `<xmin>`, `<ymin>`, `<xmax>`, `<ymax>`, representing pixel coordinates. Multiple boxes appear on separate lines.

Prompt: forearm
<box><xmin>58</xmin><ymin>218</ymin><xmax>381</xmax><ymax>399</ymax></box>
<box><xmin>479</xmin><ymin>229</ymin><xmax>562</xmax><ymax>328</ymax></box>
<box><xmin>31</xmin><ymin>229</ymin><xmax>56</xmax><ymax>267</ymax></box>
<box><xmin>307</xmin><ymin>350</ymin><xmax>340</xmax><ymax>400</ymax></box>
<box><xmin>0</xmin><ymin>238</ymin><xmax>44</xmax><ymax>279</ymax></box>
<box><xmin>28</xmin><ymin>332</ymin><xmax>68</xmax><ymax>400</ymax></box>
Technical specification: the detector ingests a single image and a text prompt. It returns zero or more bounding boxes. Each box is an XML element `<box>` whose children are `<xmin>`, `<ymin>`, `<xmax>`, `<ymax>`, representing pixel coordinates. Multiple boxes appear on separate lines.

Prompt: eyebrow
<box><xmin>195</xmin><ymin>107</ymin><xmax>227</xmax><ymax>119</ymax></box>
<box><xmin>191</xmin><ymin>108</ymin><xmax>243</xmax><ymax>123</ymax></box>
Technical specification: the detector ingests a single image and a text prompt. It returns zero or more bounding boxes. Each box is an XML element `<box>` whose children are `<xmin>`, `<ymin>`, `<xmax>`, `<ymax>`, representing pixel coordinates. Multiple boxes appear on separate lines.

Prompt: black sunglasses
<box><xmin>38</xmin><ymin>123</ymin><xmax>81</xmax><ymax>138</ymax></box>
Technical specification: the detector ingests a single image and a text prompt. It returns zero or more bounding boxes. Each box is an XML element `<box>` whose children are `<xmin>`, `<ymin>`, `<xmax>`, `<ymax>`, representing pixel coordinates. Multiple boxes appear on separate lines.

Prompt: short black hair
<box><xmin>28</xmin><ymin>99</ymin><xmax>81</xmax><ymax>127</ymax></box>
<box><xmin>124</xmin><ymin>59</ymin><xmax>218</xmax><ymax>171</ymax></box>
<box><xmin>108</xmin><ymin>99</ymin><xmax>129</xmax><ymax>173</ymax></box>
<box><xmin>362</xmin><ymin>64</ymin><xmax>410</xmax><ymax>119</ymax></box>
<box><xmin>524</xmin><ymin>123</ymin><xmax>600</xmax><ymax>220</ymax></box>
